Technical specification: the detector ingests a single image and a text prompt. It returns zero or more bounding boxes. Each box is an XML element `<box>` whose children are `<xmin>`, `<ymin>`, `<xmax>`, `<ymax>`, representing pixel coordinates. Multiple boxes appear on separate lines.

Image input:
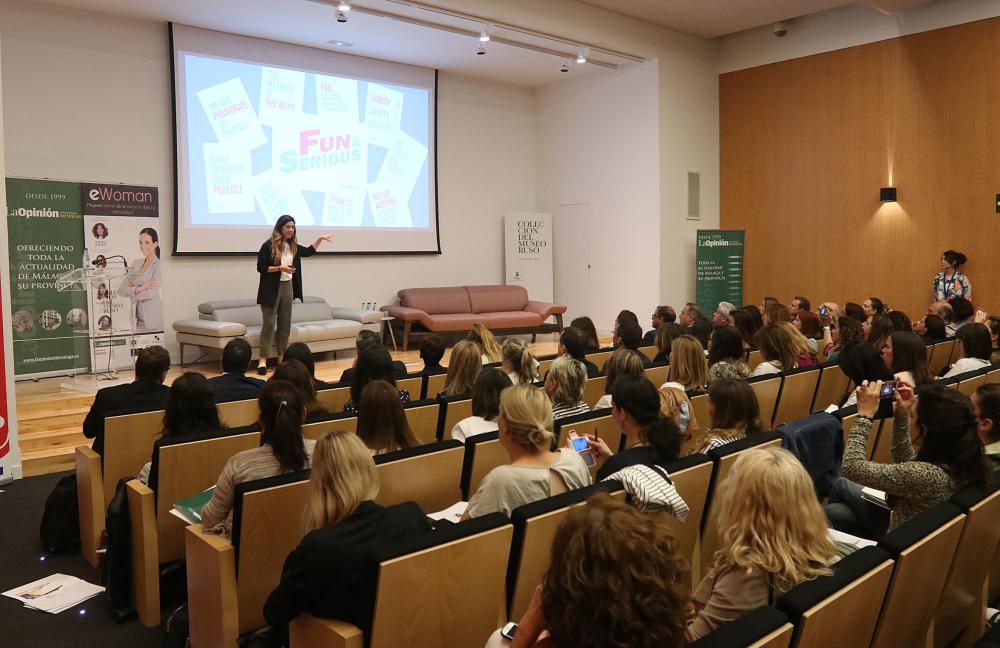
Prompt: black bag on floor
<box><xmin>102</xmin><ymin>476</ymin><xmax>135</xmax><ymax>621</ymax></box>
<box><xmin>40</xmin><ymin>473</ymin><xmax>81</xmax><ymax>555</ymax></box>
<box><xmin>163</xmin><ymin>604</ymin><xmax>190</xmax><ymax>648</ymax></box>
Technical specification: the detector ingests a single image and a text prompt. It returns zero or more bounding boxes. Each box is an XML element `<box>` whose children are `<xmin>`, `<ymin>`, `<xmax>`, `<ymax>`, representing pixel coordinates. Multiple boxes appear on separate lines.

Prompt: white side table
<box><xmin>381</xmin><ymin>315</ymin><xmax>397</xmax><ymax>352</ymax></box>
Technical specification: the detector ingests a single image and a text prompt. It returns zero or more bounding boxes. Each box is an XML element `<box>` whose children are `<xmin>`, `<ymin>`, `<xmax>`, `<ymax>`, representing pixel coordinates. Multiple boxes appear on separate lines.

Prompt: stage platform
<box><xmin>14</xmin><ymin>334</ymin><xmax>568</xmax><ymax>477</ymax></box>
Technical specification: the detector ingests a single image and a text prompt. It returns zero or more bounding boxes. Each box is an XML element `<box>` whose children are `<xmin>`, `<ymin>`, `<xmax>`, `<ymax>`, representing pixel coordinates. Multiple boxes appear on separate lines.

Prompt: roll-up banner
<box><xmin>504</xmin><ymin>212</ymin><xmax>553</xmax><ymax>303</ymax></box>
<box><xmin>696</xmin><ymin>230</ymin><xmax>745</xmax><ymax>316</ymax></box>
<box><xmin>0</xmin><ymin>178</ymin><xmax>22</xmax><ymax>482</ymax></box>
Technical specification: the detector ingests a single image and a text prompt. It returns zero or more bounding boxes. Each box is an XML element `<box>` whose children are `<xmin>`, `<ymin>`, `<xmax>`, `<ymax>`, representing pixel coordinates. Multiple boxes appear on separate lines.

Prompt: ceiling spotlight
<box><xmin>560</xmin><ymin>60</ymin><xmax>570</xmax><ymax>73</ymax></box>
<box><xmin>337</xmin><ymin>1</ymin><xmax>351</xmax><ymax>11</ymax></box>
<box><xmin>336</xmin><ymin>10</ymin><xmax>348</xmax><ymax>22</ymax></box>
<box><xmin>576</xmin><ymin>47</ymin><xmax>589</xmax><ymax>64</ymax></box>
<box><xmin>479</xmin><ymin>24</ymin><xmax>491</xmax><ymax>42</ymax></box>
<box><xmin>476</xmin><ymin>42</ymin><xmax>486</xmax><ymax>55</ymax></box>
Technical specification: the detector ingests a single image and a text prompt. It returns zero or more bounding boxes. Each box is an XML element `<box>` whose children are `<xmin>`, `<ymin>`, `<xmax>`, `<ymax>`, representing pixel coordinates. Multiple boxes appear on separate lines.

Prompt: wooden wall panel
<box><xmin>721</xmin><ymin>18</ymin><xmax>1000</xmax><ymax>318</ymax></box>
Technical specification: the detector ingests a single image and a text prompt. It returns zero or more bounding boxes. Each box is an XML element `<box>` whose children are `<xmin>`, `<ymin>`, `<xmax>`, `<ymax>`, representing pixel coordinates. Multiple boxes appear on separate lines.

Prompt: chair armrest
<box><xmin>126</xmin><ymin>480</ymin><xmax>160</xmax><ymax>627</ymax></box>
<box><xmin>186</xmin><ymin>525</ymin><xmax>239</xmax><ymax>648</ymax></box>
<box><xmin>330</xmin><ymin>307</ymin><xmax>382</xmax><ymax>324</ymax></box>
<box><xmin>382</xmin><ymin>305</ymin><xmax>427</xmax><ymax>322</ymax></box>
<box><xmin>173</xmin><ymin>318</ymin><xmax>247</xmax><ymax>338</ymax></box>
<box><xmin>75</xmin><ymin>445</ymin><xmax>104</xmax><ymax>571</ymax></box>
<box><xmin>524</xmin><ymin>301</ymin><xmax>568</xmax><ymax>319</ymax></box>
<box><xmin>290</xmin><ymin>615</ymin><xmax>364</xmax><ymax>648</ymax></box>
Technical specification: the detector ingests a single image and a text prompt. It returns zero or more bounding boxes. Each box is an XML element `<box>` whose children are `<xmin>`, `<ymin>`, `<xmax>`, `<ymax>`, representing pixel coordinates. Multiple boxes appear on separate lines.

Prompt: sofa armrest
<box><xmin>330</xmin><ymin>307</ymin><xmax>382</xmax><ymax>325</ymax></box>
<box><xmin>186</xmin><ymin>525</ymin><xmax>239</xmax><ymax>648</ymax></box>
<box><xmin>290</xmin><ymin>615</ymin><xmax>364</xmax><ymax>648</ymax></box>
<box><xmin>382</xmin><ymin>305</ymin><xmax>427</xmax><ymax>322</ymax></box>
<box><xmin>173</xmin><ymin>318</ymin><xmax>247</xmax><ymax>338</ymax></box>
<box><xmin>126</xmin><ymin>480</ymin><xmax>160</xmax><ymax>627</ymax></box>
<box><xmin>76</xmin><ymin>445</ymin><xmax>104</xmax><ymax>571</ymax></box>
<box><xmin>524</xmin><ymin>301</ymin><xmax>568</xmax><ymax>319</ymax></box>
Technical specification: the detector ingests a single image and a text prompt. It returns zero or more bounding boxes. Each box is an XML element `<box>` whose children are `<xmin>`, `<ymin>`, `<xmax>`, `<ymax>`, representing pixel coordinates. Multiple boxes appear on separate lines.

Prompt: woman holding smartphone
<box><xmin>256</xmin><ymin>215</ymin><xmax>332</xmax><ymax>374</ymax></box>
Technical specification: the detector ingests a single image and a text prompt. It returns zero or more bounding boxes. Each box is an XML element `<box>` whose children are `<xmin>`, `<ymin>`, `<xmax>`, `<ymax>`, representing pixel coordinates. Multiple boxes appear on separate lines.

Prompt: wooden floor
<box><xmin>14</xmin><ymin>335</ymin><xmax>567</xmax><ymax>476</ymax></box>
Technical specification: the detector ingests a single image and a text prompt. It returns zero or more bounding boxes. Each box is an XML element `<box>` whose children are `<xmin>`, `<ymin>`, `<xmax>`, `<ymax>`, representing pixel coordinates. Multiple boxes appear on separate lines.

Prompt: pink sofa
<box><xmin>383</xmin><ymin>285</ymin><xmax>566</xmax><ymax>350</ymax></box>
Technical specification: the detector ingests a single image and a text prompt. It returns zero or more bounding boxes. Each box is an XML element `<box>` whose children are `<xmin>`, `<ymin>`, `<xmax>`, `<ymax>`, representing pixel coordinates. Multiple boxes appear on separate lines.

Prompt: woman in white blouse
<box><xmin>451</xmin><ymin>368</ymin><xmax>513</xmax><ymax>442</ymax></box>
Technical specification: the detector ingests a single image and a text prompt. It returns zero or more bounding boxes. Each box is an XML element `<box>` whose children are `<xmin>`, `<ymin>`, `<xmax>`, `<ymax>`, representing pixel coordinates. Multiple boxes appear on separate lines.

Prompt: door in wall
<box><xmin>553</xmin><ymin>203</ymin><xmax>592</xmax><ymax>327</ymax></box>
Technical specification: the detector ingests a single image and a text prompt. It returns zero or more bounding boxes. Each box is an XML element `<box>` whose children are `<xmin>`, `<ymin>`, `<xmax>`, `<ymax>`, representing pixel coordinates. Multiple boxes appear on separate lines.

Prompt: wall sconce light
<box><xmin>880</xmin><ymin>187</ymin><xmax>897</xmax><ymax>202</ymax></box>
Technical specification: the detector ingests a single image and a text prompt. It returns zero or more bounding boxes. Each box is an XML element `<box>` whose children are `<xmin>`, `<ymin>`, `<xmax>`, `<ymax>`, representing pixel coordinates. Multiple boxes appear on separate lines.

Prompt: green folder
<box><xmin>170</xmin><ymin>486</ymin><xmax>216</xmax><ymax>525</ymax></box>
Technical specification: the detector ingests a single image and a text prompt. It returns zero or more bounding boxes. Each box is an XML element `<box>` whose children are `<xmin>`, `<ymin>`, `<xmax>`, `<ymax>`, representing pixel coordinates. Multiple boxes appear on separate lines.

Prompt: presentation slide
<box><xmin>172</xmin><ymin>24</ymin><xmax>439</xmax><ymax>254</ymax></box>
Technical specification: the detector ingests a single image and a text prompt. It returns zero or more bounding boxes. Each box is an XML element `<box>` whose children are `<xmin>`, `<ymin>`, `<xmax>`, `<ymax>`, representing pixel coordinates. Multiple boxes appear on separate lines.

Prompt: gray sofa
<box><xmin>172</xmin><ymin>296</ymin><xmax>381</xmax><ymax>366</ymax></box>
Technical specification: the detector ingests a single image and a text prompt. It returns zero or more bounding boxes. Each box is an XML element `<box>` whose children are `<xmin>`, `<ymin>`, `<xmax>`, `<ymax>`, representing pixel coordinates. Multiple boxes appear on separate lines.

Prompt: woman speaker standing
<box><xmin>256</xmin><ymin>215</ymin><xmax>331</xmax><ymax>374</ymax></box>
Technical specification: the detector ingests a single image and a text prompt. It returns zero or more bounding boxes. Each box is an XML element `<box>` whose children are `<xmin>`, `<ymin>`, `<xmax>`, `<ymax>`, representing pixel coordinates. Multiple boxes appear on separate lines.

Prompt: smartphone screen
<box><xmin>819</xmin><ymin>306</ymin><xmax>828</xmax><ymax>316</ymax></box>
<box><xmin>879</xmin><ymin>380</ymin><xmax>897</xmax><ymax>399</ymax></box>
<box><xmin>501</xmin><ymin>622</ymin><xmax>518</xmax><ymax>640</ymax></box>
<box><xmin>569</xmin><ymin>432</ymin><xmax>597</xmax><ymax>467</ymax></box>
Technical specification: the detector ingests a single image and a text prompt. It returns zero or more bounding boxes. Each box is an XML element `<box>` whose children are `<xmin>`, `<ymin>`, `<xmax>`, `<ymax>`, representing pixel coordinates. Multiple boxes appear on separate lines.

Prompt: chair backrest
<box><xmin>232</xmin><ymin>471</ymin><xmax>311</xmax><ymax>633</ymax></box>
<box><xmin>374</xmin><ymin>440</ymin><xmax>465</xmax><ymax>513</ymax></box>
<box><xmin>369</xmin><ymin>515</ymin><xmax>513</xmax><ymax>648</ymax></box>
<box><xmin>659</xmin><ymin>454</ymin><xmax>714</xmax><ymax>587</ymax></box>
<box><xmin>537</xmin><ymin>357</ymin><xmax>556</xmax><ymax>379</ymax></box>
<box><xmin>935</xmin><ymin>489</ymin><xmax>1000</xmax><ymax>646</ymax></box>
<box><xmin>397</xmin><ymin>376</ymin><xmax>421</xmax><ymax>396</ymax></box>
<box><xmin>460</xmin><ymin>432</ymin><xmax>506</xmax><ymax>500</ymax></box>
<box><xmin>582</xmin><ymin>376</ymin><xmax>607</xmax><ymax>409</ymax></box>
<box><xmin>929</xmin><ymin>340</ymin><xmax>956</xmax><ymax>376</ymax></box>
<box><xmin>216</xmin><ymin>398</ymin><xmax>259</xmax><ymax>427</ymax></box>
<box><xmin>301</xmin><ymin>415</ymin><xmax>357</xmax><ymax>440</ymax></box>
<box><xmin>637</xmin><ymin>344</ymin><xmax>656</xmax><ymax>358</ymax></box>
<box><xmin>776</xmin><ymin>546</ymin><xmax>894</xmax><ymax>648</ymax></box>
<box><xmin>103</xmin><ymin>410</ymin><xmax>165</xmax><ymax>507</ymax></box>
<box><xmin>689</xmin><ymin>393</ymin><xmax>711</xmax><ymax>438</ymax></box>
<box><xmin>747</xmin><ymin>349</ymin><xmax>763</xmax><ymax>370</ymax></box>
<box><xmin>748</xmin><ymin>375</ymin><xmax>782</xmax><ymax>432</ymax></box>
<box><xmin>153</xmin><ymin>431</ymin><xmax>260</xmax><ymax>562</ymax></box>
<box><xmin>868</xmin><ymin>416</ymin><xmax>895</xmax><ymax>465</ymax></box>
<box><xmin>424</xmin><ymin>373</ymin><xmax>448</xmax><ymax>399</ymax></box>
<box><xmin>811</xmin><ymin>363</ymin><xmax>850</xmax><ymax>412</ymax></box>
<box><xmin>552</xmin><ymin>410</ymin><xmax>621</xmax><ymax>458</ymax></box>
<box><xmin>403</xmin><ymin>399</ymin><xmax>442</xmax><ymax>445</ymax></box>
<box><xmin>688</xmin><ymin>606</ymin><xmax>793</xmax><ymax>648</ymax></box>
<box><xmin>586</xmin><ymin>350</ymin><xmax>613</xmax><ymax>371</ymax></box>
<box><xmin>440</xmin><ymin>396</ymin><xmax>473</xmax><ymax>440</ymax></box>
<box><xmin>870</xmin><ymin>502</ymin><xmax>966</xmax><ymax>648</ymax></box>
<box><xmin>985</xmin><ymin>366</ymin><xmax>1000</xmax><ymax>385</ymax></box>
<box><xmin>772</xmin><ymin>367</ymin><xmax>821</xmax><ymax>427</ymax></box>
<box><xmin>315</xmin><ymin>386</ymin><xmax>351</xmax><ymax>412</ymax></box>
<box><xmin>957</xmin><ymin>369</ymin><xmax>988</xmax><ymax>397</ymax></box>
<box><xmin>835</xmin><ymin>407</ymin><xmax>878</xmax><ymax>460</ymax></box>
<box><xmin>644</xmin><ymin>364</ymin><xmax>669</xmax><ymax>387</ymax></box>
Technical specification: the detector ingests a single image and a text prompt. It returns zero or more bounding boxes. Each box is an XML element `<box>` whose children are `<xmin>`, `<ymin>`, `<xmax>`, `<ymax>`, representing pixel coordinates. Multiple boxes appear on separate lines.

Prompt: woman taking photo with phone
<box><xmin>256</xmin><ymin>215</ymin><xmax>332</xmax><ymax>375</ymax></box>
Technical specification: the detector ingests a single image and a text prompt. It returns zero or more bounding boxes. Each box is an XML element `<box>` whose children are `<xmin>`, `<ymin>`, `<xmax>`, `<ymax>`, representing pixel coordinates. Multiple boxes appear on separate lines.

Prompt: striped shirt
<box><xmin>552</xmin><ymin>401</ymin><xmax>591</xmax><ymax>420</ymax></box>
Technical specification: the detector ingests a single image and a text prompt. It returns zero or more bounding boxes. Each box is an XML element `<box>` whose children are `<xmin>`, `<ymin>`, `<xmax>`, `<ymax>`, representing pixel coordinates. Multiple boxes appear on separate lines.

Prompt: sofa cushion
<box><xmin>465</xmin><ymin>285</ymin><xmax>529</xmax><ymax>314</ymax></box>
<box><xmin>198</xmin><ymin>298</ymin><xmax>258</xmax><ymax>315</ymax></box>
<box><xmin>208</xmin><ymin>305</ymin><xmax>264</xmax><ymax>326</ymax></box>
<box><xmin>295</xmin><ymin>320</ymin><xmax>363</xmax><ymax>343</ymax></box>
<box><xmin>421</xmin><ymin>313</ymin><xmax>489</xmax><ymax>331</ymax></box>
<box><xmin>484</xmin><ymin>311</ymin><xmax>544</xmax><ymax>329</ymax></box>
<box><xmin>290</xmin><ymin>302</ymin><xmax>332</xmax><ymax>324</ymax></box>
<box><xmin>399</xmin><ymin>287</ymin><xmax>472</xmax><ymax>315</ymax></box>
<box><xmin>173</xmin><ymin>319</ymin><xmax>247</xmax><ymax>337</ymax></box>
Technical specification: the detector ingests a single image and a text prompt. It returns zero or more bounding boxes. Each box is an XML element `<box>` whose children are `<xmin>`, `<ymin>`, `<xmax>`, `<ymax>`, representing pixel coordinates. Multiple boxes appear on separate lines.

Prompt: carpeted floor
<box><xmin>0</xmin><ymin>471</ymin><xmax>165</xmax><ymax>647</ymax></box>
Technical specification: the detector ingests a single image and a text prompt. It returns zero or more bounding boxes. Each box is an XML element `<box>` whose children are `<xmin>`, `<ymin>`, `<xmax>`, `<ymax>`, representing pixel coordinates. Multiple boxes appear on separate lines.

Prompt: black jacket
<box><xmin>82</xmin><ymin>379</ymin><xmax>170</xmax><ymax>455</ymax></box>
<box><xmin>264</xmin><ymin>500</ymin><xmax>431</xmax><ymax>645</ymax></box>
<box><xmin>340</xmin><ymin>361</ymin><xmax>409</xmax><ymax>385</ymax></box>
<box><xmin>207</xmin><ymin>372</ymin><xmax>265</xmax><ymax>403</ymax></box>
<box><xmin>256</xmin><ymin>240</ymin><xmax>316</xmax><ymax>306</ymax></box>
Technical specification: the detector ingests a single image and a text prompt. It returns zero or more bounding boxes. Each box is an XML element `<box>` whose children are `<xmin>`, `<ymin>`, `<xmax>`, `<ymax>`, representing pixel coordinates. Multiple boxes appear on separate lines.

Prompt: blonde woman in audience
<box><xmin>763</xmin><ymin>301</ymin><xmax>791</xmax><ymax>325</ymax></box>
<box><xmin>263</xmin><ymin>430</ymin><xmax>431</xmax><ymax>647</ymax></box>
<box><xmin>653</xmin><ymin>322</ymin><xmax>684</xmax><ymax>364</ymax></box>
<box><xmin>662</xmin><ymin>335</ymin><xmax>707</xmax><ymax>392</ymax></box>
<box><xmin>465</xmin><ymin>385</ymin><xmax>592</xmax><ymax>519</ymax></box>
<box><xmin>440</xmin><ymin>340</ymin><xmax>481</xmax><ymax>397</ymax></box>
<box><xmin>687</xmin><ymin>446</ymin><xmax>837</xmax><ymax>641</ymax></box>
<box><xmin>545</xmin><ymin>355</ymin><xmax>590</xmax><ymax>419</ymax></box>
<box><xmin>776</xmin><ymin>321</ymin><xmax>819</xmax><ymax>366</ymax></box>
<box><xmin>502</xmin><ymin>337</ymin><xmax>539</xmax><ymax>386</ymax></box>
<box><xmin>201</xmin><ymin>381</ymin><xmax>316</xmax><ymax>537</ymax></box>
<box><xmin>750</xmin><ymin>324</ymin><xmax>798</xmax><ymax>376</ymax></box>
<box><xmin>356</xmin><ymin>380</ymin><xmax>418</xmax><ymax>455</ymax></box>
<box><xmin>451</xmin><ymin>368</ymin><xmax>513</xmax><ymax>442</ymax></box>
<box><xmin>594</xmin><ymin>347</ymin><xmax>644</xmax><ymax>410</ymax></box>
<box><xmin>468</xmin><ymin>323</ymin><xmax>502</xmax><ymax>363</ymax></box>
<box><xmin>697</xmin><ymin>378</ymin><xmax>763</xmax><ymax>453</ymax></box>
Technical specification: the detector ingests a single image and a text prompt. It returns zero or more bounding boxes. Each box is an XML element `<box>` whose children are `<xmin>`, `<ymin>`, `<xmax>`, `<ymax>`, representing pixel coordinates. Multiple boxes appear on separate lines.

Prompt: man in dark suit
<box><xmin>282</xmin><ymin>341</ymin><xmax>335</xmax><ymax>390</ymax></box>
<box><xmin>616</xmin><ymin>320</ymin><xmax>653</xmax><ymax>367</ymax></box>
<box><xmin>559</xmin><ymin>326</ymin><xmax>601</xmax><ymax>378</ymax></box>
<box><xmin>340</xmin><ymin>330</ymin><xmax>408</xmax><ymax>384</ymax></box>
<box><xmin>82</xmin><ymin>345</ymin><xmax>171</xmax><ymax>456</ymax></box>
<box><xmin>415</xmin><ymin>335</ymin><xmax>447</xmax><ymax>376</ymax></box>
<box><xmin>643</xmin><ymin>305</ymin><xmax>676</xmax><ymax>345</ymax></box>
<box><xmin>207</xmin><ymin>338</ymin><xmax>266</xmax><ymax>402</ymax></box>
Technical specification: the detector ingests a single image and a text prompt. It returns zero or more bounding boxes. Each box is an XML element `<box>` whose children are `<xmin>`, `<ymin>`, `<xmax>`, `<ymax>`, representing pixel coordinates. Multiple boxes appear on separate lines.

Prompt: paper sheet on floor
<box><xmin>2</xmin><ymin>573</ymin><xmax>104</xmax><ymax>614</ymax></box>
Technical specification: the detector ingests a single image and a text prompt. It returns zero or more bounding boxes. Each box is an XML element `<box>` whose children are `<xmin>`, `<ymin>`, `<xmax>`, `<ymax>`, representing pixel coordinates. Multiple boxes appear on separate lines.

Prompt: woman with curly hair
<box><xmin>487</xmin><ymin>492</ymin><xmax>687</xmax><ymax>648</ymax></box>
<box><xmin>688</xmin><ymin>446</ymin><xmax>837</xmax><ymax>640</ymax></box>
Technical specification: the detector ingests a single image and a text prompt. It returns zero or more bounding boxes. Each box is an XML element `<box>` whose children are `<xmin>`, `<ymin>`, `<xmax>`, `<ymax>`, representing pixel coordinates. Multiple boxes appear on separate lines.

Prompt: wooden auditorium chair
<box><xmin>581</xmin><ymin>375</ymin><xmax>607</xmax><ymax>409</ymax></box>
<box><xmin>437</xmin><ymin>394</ymin><xmax>472</xmax><ymax>440</ymax></box>
<box><xmin>747</xmin><ymin>375</ymin><xmax>782</xmax><ymax>431</ymax></box>
<box><xmin>460</xmin><ymin>432</ymin><xmax>506</xmax><ymax>500</ymax></box>
<box><xmin>772</xmin><ymin>366</ymin><xmax>822</xmax><ymax>427</ymax></box>
<box><xmin>373</xmin><ymin>440</ymin><xmax>464</xmax><ymax>513</ymax></box>
<box><xmin>810</xmin><ymin>362</ymin><xmax>850</xmax><ymax>412</ymax></box>
<box><xmin>402</xmin><ymin>399</ymin><xmax>442</xmax><ymax>445</ymax></box>
<box><xmin>688</xmin><ymin>606</ymin><xmax>794</xmax><ymax>648</ymax></box>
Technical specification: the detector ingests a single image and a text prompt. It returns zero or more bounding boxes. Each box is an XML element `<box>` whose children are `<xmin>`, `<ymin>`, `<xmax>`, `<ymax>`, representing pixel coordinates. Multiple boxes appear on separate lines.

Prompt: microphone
<box><xmin>92</xmin><ymin>255</ymin><xmax>129</xmax><ymax>267</ymax></box>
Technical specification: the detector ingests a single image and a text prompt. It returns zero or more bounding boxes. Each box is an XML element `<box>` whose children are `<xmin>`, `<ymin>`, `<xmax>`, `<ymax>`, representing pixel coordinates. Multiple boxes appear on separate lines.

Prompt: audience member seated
<box><xmin>707</xmin><ymin>326</ymin><xmax>750</xmax><ymax>387</ymax></box>
<box><xmin>844</xmin><ymin>301</ymin><xmax>866</xmax><ymax>323</ymax></box>
<box><xmin>821</xmin><ymin>316</ymin><xmax>864</xmax><ymax>363</ymax></box>
<box><xmin>652</xmin><ymin>322</ymin><xmax>683</xmax><ymax>364</ymax></box>
<box><xmin>949</xmin><ymin>296</ymin><xmax>976</xmax><ymax>332</ymax></box>
<box><xmin>594</xmin><ymin>347</ymin><xmax>644</xmax><ymax>410</ymax></box>
<box><xmin>943</xmin><ymin>322</ymin><xmax>993</xmax><ymax>379</ymax></box>
<box><xmin>208</xmin><ymin>338</ymin><xmax>265</xmax><ymax>403</ymax></box>
<box><xmin>468</xmin><ymin>322</ymin><xmax>503</xmax><ymax>364</ymax></box>
<box><xmin>663</xmin><ymin>335</ymin><xmax>707</xmax><ymax>393</ymax></box>
<box><xmin>887</xmin><ymin>310</ymin><xmax>912</xmax><ymax>333</ymax></box>
<box><xmin>837</xmin><ymin>340</ymin><xmax>894</xmax><ymax>408</ymax></box>
<box><xmin>687</xmin><ymin>447</ymin><xmax>836</xmax><ymax>641</ymax></box>
<box><xmin>643</xmin><ymin>305</ymin><xmax>676</xmax><ymax>345</ymax></box>
<box><xmin>882</xmin><ymin>331</ymin><xmax>934</xmax><ymax>389</ymax></box>
<box><xmin>827</xmin><ymin>381</ymin><xmax>991</xmax><ymax>539</ymax></box>
<box><xmin>713</xmin><ymin>301</ymin><xmax>737</xmax><ymax>326</ymax></box>
<box><xmin>545</xmin><ymin>356</ymin><xmax>590</xmax><ymax>420</ymax></box>
<box><xmin>763</xmin><ymin>301</ymin><xmax>791</xmax><ymax>325</ymax></box>
<box><xmin>819</xmin><ymin>301</ymin><xmax>841</xmax><ymax>319</ymax></box>
<box><xmin>281</xmin><ymin>342</ymin><xmax>334</xmax><ymax>391</ymax></box>
<box><xmin>451</xmin><ymin>368</ymin><xmax>513</xmax><ymax>442</ymax></box>
<box><xmin>794</xmin><ymin>310</ymin><xmax>822</xmax><ymax>349</ymax></box>
<box><xmin>750</xmin><ymin>325</ymin><xmax>790</xmax><ymax>377</ymax></box>
<box><xmin>502</xmin><ymin>337</ymin><xmax>539</xmax><ymax>386</ymax></box>
<box><xmin>587</xmin><ymin>376</ymin><xmax>683</xmax><ymax>481</ymax></box>
<box><xmin>272</xmin><ymin>359</ymin><xmax>329</xmax><ymax>421</ymax></box>
<box><xmin>742</xmin><ymin>304</ymin><xmax>764</xmax><ymax>331</ymax></box>
<box><xmin>569</xmin><ymin>316</ymin><xmax>601</xmax><ymax>352</ymax></box>
<box><xmin>776</xmin><ymin>321</ymin><xmax>818</xmax><ymax>365</ymax></box>
<box><xmin>357</xmin><ymin>380</ymin><xmax>419</xmax><ymax>455</ymax></box>
<box><xmin>788</xmin><ymin>295</ymin><xmax>811</xmax><ymax>317</ymax></box>
<box><xmin>974</xmin><ymin>384</ymin><xmax>1000</xmax><ymax>477</ymax></box>
<box><xmin>464</xmin><ymin>385</ymin><xmax>592</xmax><ymax>519</ymax></box>
<box><xmin>416</xmin><ymin>334</ymin><xmax>446</xmax><ymax>376</ymax></box>
<box><xmin>82</xmin><ymin>345</ymin><xmax>170</xmax><ymax>456</ymax></box>
<box><xmin>732</xmin><ymin>309</ymin><xmax>757</xmax><ymax>350</ymax></box>
<box><xmin>439</xmin><ymin>340</ymin><xmax>481</xmax><ymax>397</ymax></box>
<box><xmin>201</xmin><ymin>381</ymin><xmax>317</xmax><ymax>537</ymax></box>
<box><xmin>138</xmin><ymin>372</ymin><xmax>225</xmax><ymax>484</ymax></box>
<box><xmin>557</xmin><ymin>326</ymin><xmax>600</xmax><ymax>378</ymax></box>
<box><xmin>696</xmin><ymin>378</ymin><xmax>763</xmax><ymax>454</ymax></box>
<box><xmin>345</xmin><ymin>347</ymin><xmax>411</xmax><ymax>415</ymax></box>
<box><xmin>928</xmin><ymin>301</ymin><xmax>957</xmax><ymax>336</ymax></box>
<box><xmin>862</xmin><ymin>297</ymin><xmax>886</xmax><ymax>320</ymax></box>
<box><xmin>263</xmin><ymin>430</ymin><xmax>431</xmax><ymax>646</ymax></box>
<box><xmin>339</xmin><ymin>330</ymin><xmax>407</xmax><ymax>384</ymax></box>
<box><xmin>989</xmin><ymin>317</ymin><xmax>1000</xmax><ymax>363</ymax></box>
<box><xmin>485</xmin><ymin>493</ymin><xmax>687</xmax><ymax>648</ymax></box>
<box><xmin>679</xmin><ymin>302</ymin><xmax>704</xmax><ymax>331</ymax></box>
<box><xmin>690</xmin><ymin>317</ymin><xmax>713</xmax><ymax>351</ymax></box>
<box><xmin>614</xmin><ymin>319</ymin><xmax>651</xmax><ymax>366</ymax></box>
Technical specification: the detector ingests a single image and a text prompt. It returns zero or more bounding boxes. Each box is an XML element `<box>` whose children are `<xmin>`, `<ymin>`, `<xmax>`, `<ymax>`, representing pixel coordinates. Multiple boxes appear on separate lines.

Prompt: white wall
<box><xmin>0</xmin><ymin>0</ymin><xmax>536</xmax><ymax>362</ymax></box>
<box><xmin>719</xmin><ymin>0</ymin><xmax>1000</xmax><ymax>73</ymax></box>
<box><xmin>536</xmin><ymin>60</ymin><xmax>661</xmax><ymax>333</ymax></box>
